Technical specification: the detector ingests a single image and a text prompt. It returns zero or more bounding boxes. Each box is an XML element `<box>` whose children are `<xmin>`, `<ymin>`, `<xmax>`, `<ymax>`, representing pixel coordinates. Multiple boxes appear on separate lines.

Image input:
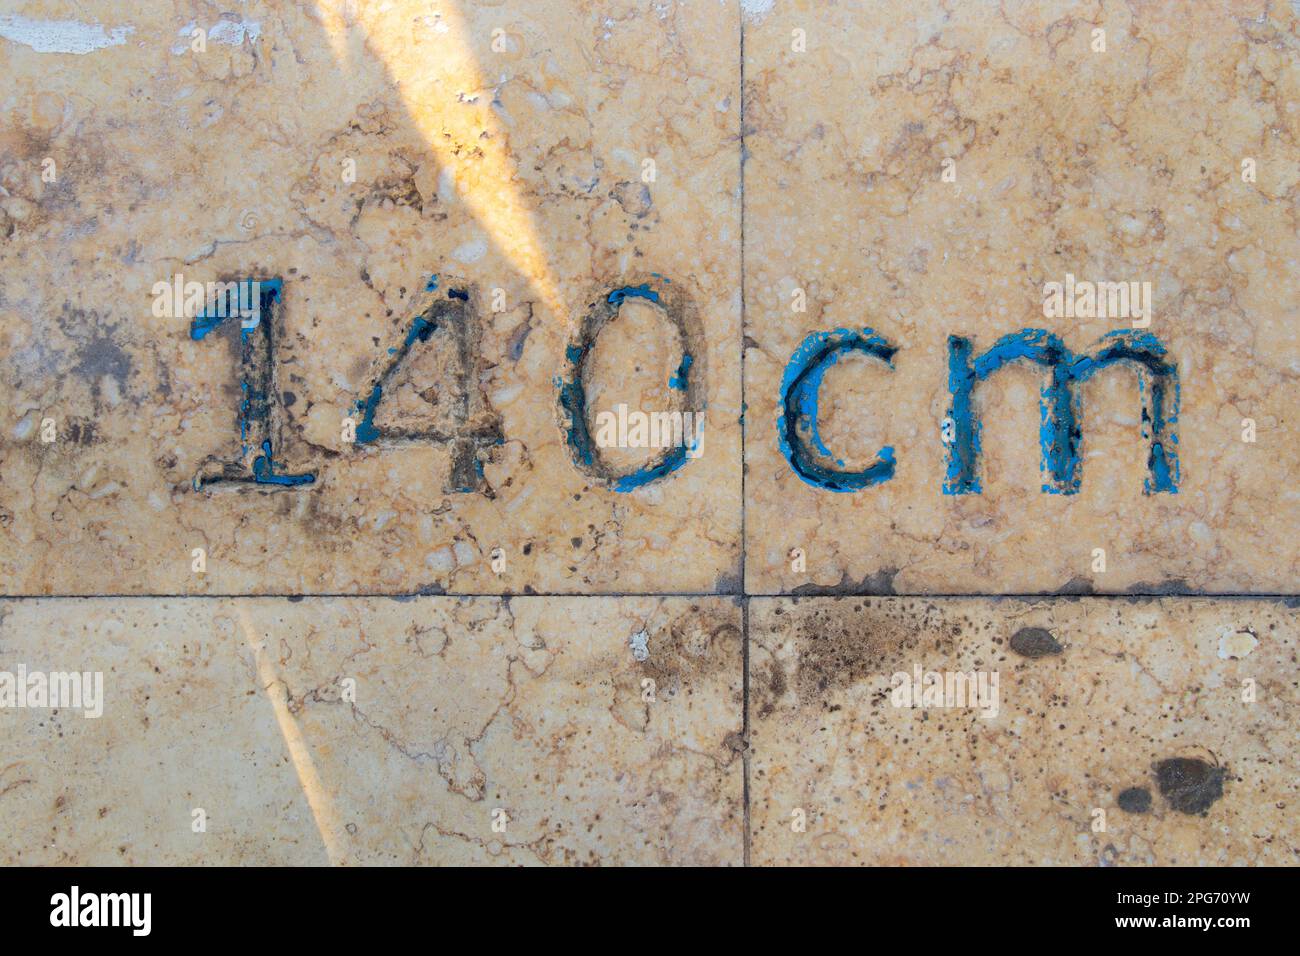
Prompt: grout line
<box><xmin>0</xmin><ymin>591</ymin><xmax>736</xmax><ymax>600</ymax></box>
<box><xmin>748</xmin><ymin>592</ymin><xmax>1300</xmax><ymax>601</ymax></box>
<box><xmin>1</xmin><ymin>592</ymin><xmax>1296</xmax><ymax>601</ymax></box>
<box><xmin>738</xmin><ymin>0</ymin><xmax>751</xmax><ymax>871</ymax></box>
<box><xmin>738</xmin><ymin>0</ymin><xmax>748</xmax><ymax>602</ymax></box>
<box><xmin>741</xmin><ymin>594</ymin><xmax>751</xmax><ymax>867</ymax></box>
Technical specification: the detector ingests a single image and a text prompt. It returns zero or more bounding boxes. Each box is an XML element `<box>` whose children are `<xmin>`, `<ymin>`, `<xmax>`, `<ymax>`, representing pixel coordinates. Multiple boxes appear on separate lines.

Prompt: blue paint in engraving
<box><xmin>558</xmin><ymin>333</ymin><xmax>598</xmax><ymax>469</ymax></box>
<box><xmin>777</xmin><ymin>328</ymin><xmax>897</xmax><ymax>492</ymax></box>
<box><xmin>354</xmin><ymin>313</ymin><xmax>439</xmax><ymax>444</ymax></box>
<box><xmin>612</xmin><ymin>451</ymin><xmax>687</xmax><ymax>492</ymax></box>
<box><xmin>607</xmin><ymin>283</ymin><xmax>660</xmax><ymax>306</ymax></box>
<box><xmin>668</xmin><ymin>353</ymin><xmax>693</xmax><ymax>391</ymax></box>
<box><xmin>252</xmin><ymin>440</ymin><xmax>315</xmax><ymax>486</ymax></box>
<box><xmin>354</xmin><ymin>384</ymin><xmax>383</xmax><ymax>444</ymax></box>
<box><xmin>560</xmin><ymin>277</ymin><xmax>693</xmax><ymax>490</ymax></box>
<box><xmin>190</xmin><ymin>279</ymin><xmax>312</xmax><ymax>486</ymax></box>
<box><xmin>190</xmin><ymin>312</ymin><xmax>225</xmax><ymax>340</ymax></box>
<box><xmin>943</xmin><ymin>329</ymin><xmax>1179</xmax><ymax>495</ymax></box>
<box><xmin>190</xmin><ymin>279</ymin><xmax>281</xmax><ymax>341</ymax></box>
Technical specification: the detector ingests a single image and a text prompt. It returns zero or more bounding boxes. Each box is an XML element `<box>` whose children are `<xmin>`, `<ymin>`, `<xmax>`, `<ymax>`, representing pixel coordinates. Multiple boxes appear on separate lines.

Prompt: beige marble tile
<box><xmin>0</xmin><ymin>596</ymin><xmax>743</xmax><ymax>864</ymax></box>
<box><xmin>0</xmin><ymin>0</ymin><xmax>741</xmax><ymax>595</ymax></box>
<box><xmin>2</xmin><ymin>0</ymin><xmax>1297</xmax><ymax>873</ymax></box>
<box><xmin>749</xmin><ymin>596</ymin><xmax>1298</xmax><ymax>865</ymax></box>
<box><xmin>742</xmin><ymin>0</ymin><xmax>1300</xmax><ymax>593</ymax></box>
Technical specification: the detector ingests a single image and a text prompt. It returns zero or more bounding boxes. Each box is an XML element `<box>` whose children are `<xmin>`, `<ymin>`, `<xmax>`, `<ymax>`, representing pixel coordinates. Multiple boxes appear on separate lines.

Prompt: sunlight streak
<box><xmin>314</xmin><ymin>0</ymin><xmax>566</xmax><ymax>318</ymax></box>
<box><xmin>236</xmin><ymin>604</ymin><xmax>347</xmax><ymax>866</ymax></box>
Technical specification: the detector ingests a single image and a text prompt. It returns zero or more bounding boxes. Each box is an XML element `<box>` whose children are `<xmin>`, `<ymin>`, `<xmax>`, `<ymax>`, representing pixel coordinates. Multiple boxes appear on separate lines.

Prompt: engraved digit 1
<box><xmin>189</xmin><ymin>278</ymin><xmax>315</xmax><ymax>489</ymax></box>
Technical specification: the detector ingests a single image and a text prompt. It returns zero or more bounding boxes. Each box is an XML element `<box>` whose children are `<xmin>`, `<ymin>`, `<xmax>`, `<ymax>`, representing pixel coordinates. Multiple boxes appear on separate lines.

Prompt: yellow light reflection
<box><xmin>314</xmin><ymin>0</ymin><xmax>565</xmax><ymax>318</ymax></box>
<box><xmin>236</xmin><ymin>604</ymin><xmax>347</xmax><ymax>866</ymax></box>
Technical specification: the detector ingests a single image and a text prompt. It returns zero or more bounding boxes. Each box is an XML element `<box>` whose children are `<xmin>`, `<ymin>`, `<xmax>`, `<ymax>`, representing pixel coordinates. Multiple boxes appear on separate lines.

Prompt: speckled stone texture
<box><xmin>0</xmin><ymin>597</ymin><xmax>744</xmax><ymax>865</ymax></box>
<box><xmin>750</xmin><ymin>597</ymin><xmax>1297</xmax><ymax>865</ymax></box>
<box><xmin>743</xmin><ymin>0</ymin><xmax>1299</xmax><ymax>594</ymax></box>
<box><xmin>0</xmin><ymin>0</ymin><xmax>741</xmax><ymax>595</ymax></box>
<box><xmin>0</xmin><ymin>0</ymin><xmax>1297</xmax><ymax>868</ymax></box>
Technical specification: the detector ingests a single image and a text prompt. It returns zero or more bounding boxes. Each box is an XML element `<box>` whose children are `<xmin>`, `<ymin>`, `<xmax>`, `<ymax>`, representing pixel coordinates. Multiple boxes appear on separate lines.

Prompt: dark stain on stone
<box><xmin>713</xmin><ymin>564</ymin><xmax>742</xmax><ymax>595</ymax></box>
<box><xmin>637</xmin><ymin>605</ymin><xmax>741</xmax><ymax>702</ymax></box>
<box><xmin>1126</xmin><ymin>578</ymin><xmax>1192</xmax><ymax>596</ymax></box>
<box><xmin>64</xmin><ymin>418</ymin><xmax>99</xmax><ymax>445</ymax></box>
<box><xmin>507</xmin><ymin>320</ymin><xmax>532</xmax><ymax>361</ymax></box>
<box><xmin>768</xmin><ymin>661</ymin><xmax>787</xmax><ymax>698</ymax></box>
<box><xmin>1055</xmin><ymin>576</ymin><xmax>1095</xmax><ymax>595</ymax></box>
<box><xmin>755</xmin><ymin>660</ymin><xmax>788</xmax><ymax>720</ymax></box>
<box><xmin>612</xmin><ymin>180</ymin><xmax>654</xmax><ymax>218</ymax></box>
<box><xmin>790</xmin><ymin>567</ymin><xmax>898</xmax><ymax>596</ymax></box>
<box><xmin>1154</xmin><ymin>757</ymin><xmax>1226</xmax><ymax>815</ymax></box>
<box><xmin>67</xmin><ymin>317</ymin><xmax>132</xmax><ymax>403</ymax></box>
<box><xmin>780</xmin><ymin>599</ymin><xmax>941</xmax><ymax>705</ymax></box>
<box><xmin>296</xmin><ymin>495</ymin><xmax>348</xmax><ymax>542</ymax></box>
<box><xmin>1009</xmin><ymin>626</ymin><xmax>1063</xmax><ymax>658</ymax></box>
<box><xmin>722</xmin><ymin>731</ymin><xmax>746</xmax><ymax>755</ymax></box>
<box><xmin>1116</xmin><ymin>786</ymin><xmax>1152</xmax><ymax>814</ymax></box>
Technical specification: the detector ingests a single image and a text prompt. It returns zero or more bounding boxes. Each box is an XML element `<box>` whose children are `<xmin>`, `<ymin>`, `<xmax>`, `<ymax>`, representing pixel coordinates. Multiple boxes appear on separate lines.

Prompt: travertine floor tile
<box><xmin>2</xmin><ymin>0</ymin><xmax>1296</xmax><ymax>875</ymax></box>
<box><xmin>749</xmin><ymin>596</ymin><xmax>1298</xmax><ymax>865</ymax></box>
<box><xmin>742</xmin><ymin>0</ymin><xmax>1299</xmax><ymax>593</ymax></box>
<box><xmin>0</xmin><ymin>1</ymin><xmax>741</xmax><ymax>594</ymax></box>
<box><xmin>0</xmin><ymin>596</ymin><xmax>743</xmax><ymax>865</ymax></box>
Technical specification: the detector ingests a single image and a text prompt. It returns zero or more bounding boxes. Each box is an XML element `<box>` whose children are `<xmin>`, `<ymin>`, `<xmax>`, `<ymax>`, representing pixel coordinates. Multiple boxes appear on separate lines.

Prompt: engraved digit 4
<box><xmin>351</xmin><ymin>276</ymin><xmax>503</xmax><ymax>495</ymax></box>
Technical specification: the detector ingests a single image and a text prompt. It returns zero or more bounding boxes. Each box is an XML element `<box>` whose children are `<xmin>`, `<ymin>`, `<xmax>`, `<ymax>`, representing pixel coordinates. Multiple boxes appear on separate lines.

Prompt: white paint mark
<box><xmin>171</xmin><ymin>22</ymin><xmax>196</xmax><ymax>55</ymax></box>
<box><xmin>452</xmin><ymin>237</ymin><xmax>488</xmax><ymax>263</ymax></box>
<box><xmin>173</xmin><ymin>19</ymin><xmax>261</xmax><ymax>54</ymax></box>
<box><xmin>1217</xmin><ymin>627</ymin><xmax>1258</xmax><ymax>660</ymax></box>
<box><xmin>741</xmin><ymin>0</ymin><xmax>775</xmax><ymax>23</ymax></box>
<box><xmin>437</xmin><ymin>168</ymin><xmax>458</xmax><ymax>204</ymax></box>
<box><xmin>629</xmin><ymin>629</ymin><xmax>650</xmax><ymax>662</ymax></box>
<box><xmin>12</xmin><ymin>413</ymin><xmax>35</xmax><ymax>440</ymax></box>
<box><xmin>0</xmin><ymin>15</ymin><xmax>133</xmax><ymax>54</ymax></box>
<box><xmin>208</xmin><ymin>19</ymin><xmax>261</xmax><ymax>46</ymax></box>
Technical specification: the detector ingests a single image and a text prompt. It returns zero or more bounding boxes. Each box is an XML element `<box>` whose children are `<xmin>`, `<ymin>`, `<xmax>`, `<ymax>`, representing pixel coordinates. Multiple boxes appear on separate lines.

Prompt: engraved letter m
<box><xmin>943</xmin><ymin>329</ymin><xmax>1179</xmax><ymax>496</ymax></box>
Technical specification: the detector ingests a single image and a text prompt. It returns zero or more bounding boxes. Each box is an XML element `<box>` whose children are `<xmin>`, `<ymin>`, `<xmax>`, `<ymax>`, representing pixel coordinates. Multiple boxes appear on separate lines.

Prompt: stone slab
<box><xmin>749</xmin><ymin>595</ymin><xmax>1298</xmax><ymax>865</ymax></box>
<box><xmin>0</xmin><ymin>0</ymin><xmax>741</xmax><ymax>594</ymax></box>
<box><xmin>0</xmin><ymin>596</ymin><xmax>743</xmax><ymax>865</ymax></box>
<box><xmin>741</xmin><ymin>0</ymin><xmax>1300</xmax><ymax>594</ymax></box>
